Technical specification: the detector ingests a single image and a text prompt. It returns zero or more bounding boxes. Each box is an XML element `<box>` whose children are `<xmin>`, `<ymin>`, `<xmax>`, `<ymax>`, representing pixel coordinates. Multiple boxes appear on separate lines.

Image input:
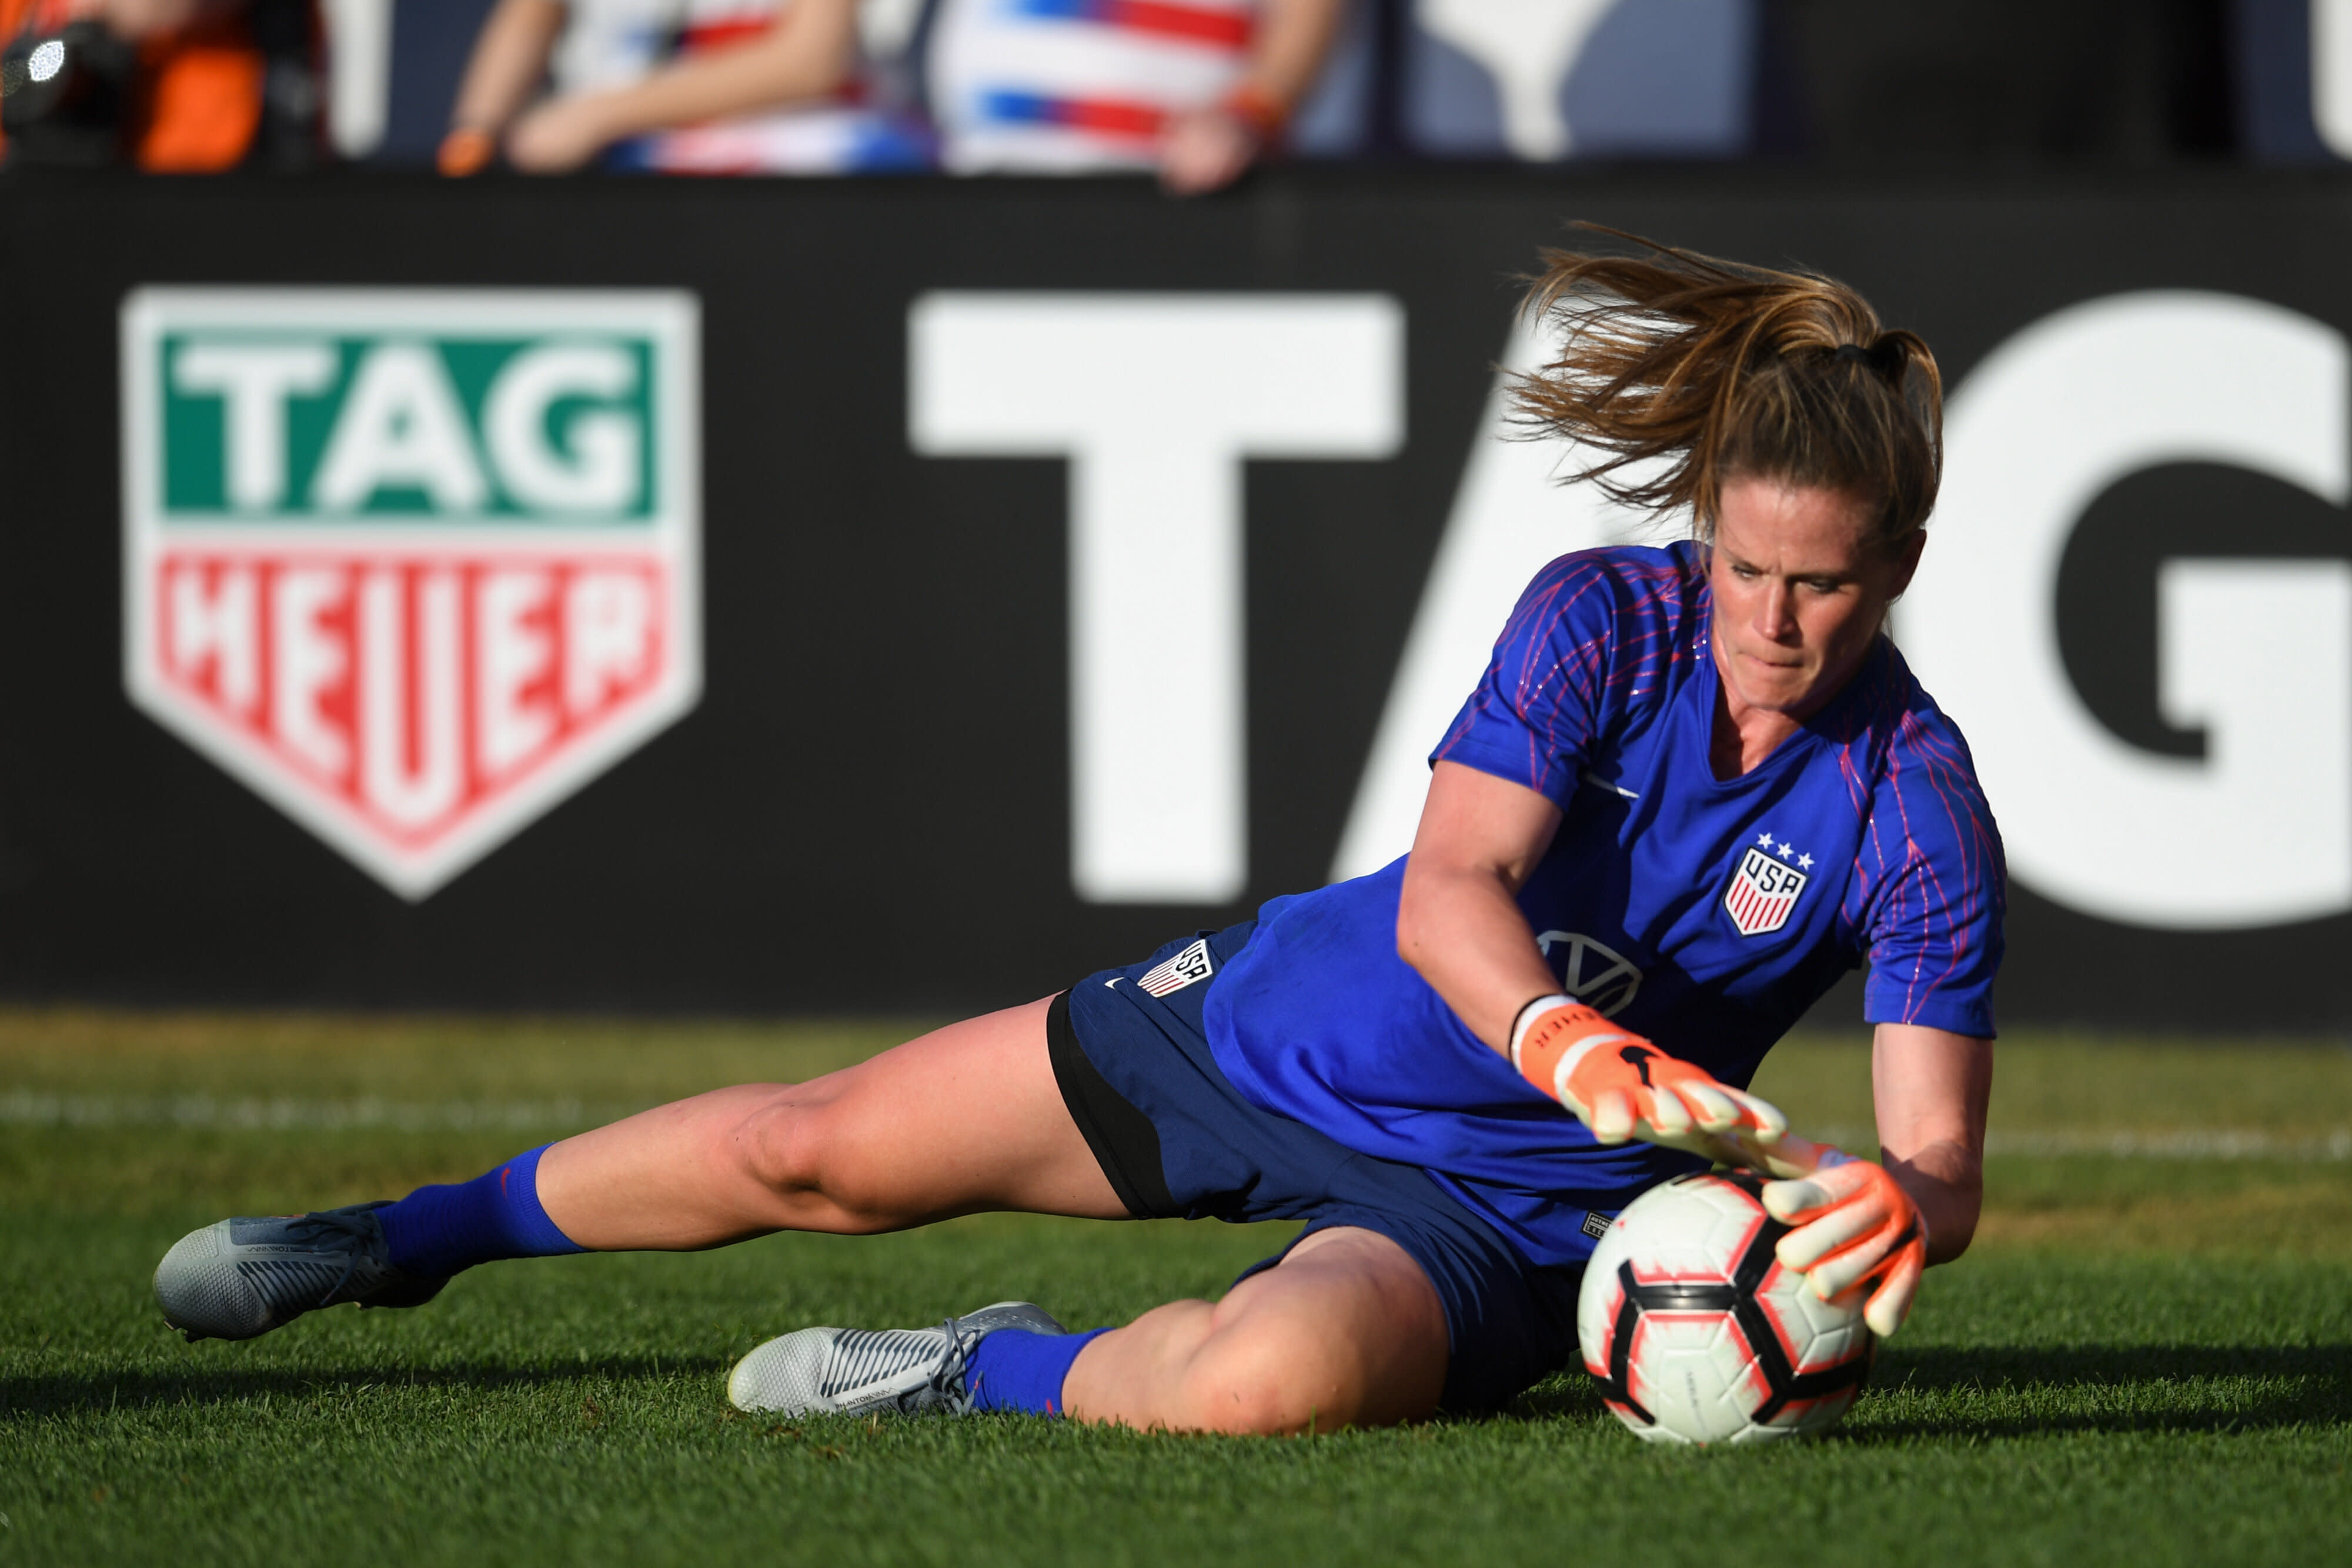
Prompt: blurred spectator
<box><xmin>925</xmin><ymin>0</ymin><xmax>1349</xmax><ymax>192</ymax></box>
<box><xmin>1281</xmin><ymin>0</ymin><xmax>1373</xmax><ymax>158</ymax></box>
<box><xmin>0</xmin><ymin>0</ymin><xmax>319</xmax><ymax>169</ymax></box>
<box><xmin>440</xmin><ymin>0</ymin><xmax>926</xmax><ymax>175</ymax></box>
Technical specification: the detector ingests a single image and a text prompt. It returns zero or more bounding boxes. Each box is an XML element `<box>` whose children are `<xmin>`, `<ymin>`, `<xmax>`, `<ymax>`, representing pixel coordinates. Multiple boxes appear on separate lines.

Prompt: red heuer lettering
<box><xmin>158</xmin><ymin>554</ymin><xmax>665</xmax><ymax>844</ymax></box>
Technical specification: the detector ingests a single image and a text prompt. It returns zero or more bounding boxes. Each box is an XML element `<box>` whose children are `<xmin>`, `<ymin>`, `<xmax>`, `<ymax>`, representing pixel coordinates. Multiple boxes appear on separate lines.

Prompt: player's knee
<box><xmin>743</xmin><ymin>1092</ymin><xmax>926</xmax><ymax>1230</ymax></box>
<box><xmin>731</xmin><ymin>1095</ymin><xmax>868</xmax><ymax>1213</ymax></box>
<box><xmin>730</xmin><ymin>1095</ymin><xmax>813</xmax><ymax>1189</ymax></box>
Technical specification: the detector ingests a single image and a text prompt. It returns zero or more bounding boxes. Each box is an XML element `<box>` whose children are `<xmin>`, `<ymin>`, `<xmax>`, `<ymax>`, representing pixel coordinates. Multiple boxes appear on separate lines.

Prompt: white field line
<box><xmin>1809</xmin><ymin>1124</ymin><xmax>2352</xmax><ymax>1162</ymax></box>
<box><xmin>2</xmin><ymin>1092</ymin><xmax>2347</xmax><ymax>1160</ymax></box>
<box><xmin>0</xmin><ymin>1091</ymin><xmax>624</xmax><ymax>1133</ymax></box>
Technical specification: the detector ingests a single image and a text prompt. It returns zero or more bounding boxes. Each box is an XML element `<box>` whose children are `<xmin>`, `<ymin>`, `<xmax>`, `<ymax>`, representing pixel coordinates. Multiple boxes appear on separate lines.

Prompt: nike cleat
<box><xmin>153</xmin><ymin>1202</ymin><xmax>448</xmax><ymax>1343</ymax></box>
<box><xmin>728</xmin><ymin>1300</ymin><xmax>1065</xmax><ymax>1416</ymax></box>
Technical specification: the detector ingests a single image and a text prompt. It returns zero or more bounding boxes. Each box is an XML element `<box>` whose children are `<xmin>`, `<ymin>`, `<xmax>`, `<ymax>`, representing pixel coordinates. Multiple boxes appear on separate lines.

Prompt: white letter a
<box><xmin>312</xmin><ymin>342</ymin><xmax>489</xmax><ymax>513</ymax></box>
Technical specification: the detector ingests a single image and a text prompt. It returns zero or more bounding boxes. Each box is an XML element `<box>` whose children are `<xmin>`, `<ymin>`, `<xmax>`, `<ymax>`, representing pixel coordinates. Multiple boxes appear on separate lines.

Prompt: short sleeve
<box><xmin>1428</xmin><ymin>553</ymin><xmax>1639</xmax><ymax>807</ymax></box>
<box><xmin>1856</xmin><ymin>715</ymin><xmax>2007</xmax><ymax>1038</ymax></box>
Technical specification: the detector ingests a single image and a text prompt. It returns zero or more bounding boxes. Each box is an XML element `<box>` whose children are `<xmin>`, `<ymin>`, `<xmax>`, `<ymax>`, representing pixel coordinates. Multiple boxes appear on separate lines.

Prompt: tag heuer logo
<box><xmin>122</xmin><ymin>288</ymin><xmax>700</xmax><ymax>899</ymax></box>
<box><xmin>1724</xmin><ymin>845</ymin><xmax>1809</xmax><ymax>937</ymax></box>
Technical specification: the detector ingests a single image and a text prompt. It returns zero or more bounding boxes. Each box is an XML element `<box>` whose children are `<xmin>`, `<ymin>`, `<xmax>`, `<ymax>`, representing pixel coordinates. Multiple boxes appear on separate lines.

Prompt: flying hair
<box><xmin>1511</xmin><ymin>226</ymin><xmax>1944</xmax><ymax>552</ymax></box>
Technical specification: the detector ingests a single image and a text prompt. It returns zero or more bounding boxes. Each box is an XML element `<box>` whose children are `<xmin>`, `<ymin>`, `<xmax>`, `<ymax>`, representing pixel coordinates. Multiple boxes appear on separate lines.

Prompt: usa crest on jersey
<box><xmin>1723</xmin><ymin>847</ymin><xmax>1809</xmax><ymax>937</ymax></box>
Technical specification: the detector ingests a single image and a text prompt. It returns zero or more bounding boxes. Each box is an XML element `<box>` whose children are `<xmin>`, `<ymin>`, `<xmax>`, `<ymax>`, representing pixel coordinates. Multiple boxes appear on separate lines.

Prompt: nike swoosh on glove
<box><xmin>1761</xmin><ymin>1155</ymin><xmax>1927</xmax><ymax>1338</ymax></box>
<box><xmin>1512</xmin><ymin>1000</ymin><xmax>1788</xmax><ymax>1168</ymax></box>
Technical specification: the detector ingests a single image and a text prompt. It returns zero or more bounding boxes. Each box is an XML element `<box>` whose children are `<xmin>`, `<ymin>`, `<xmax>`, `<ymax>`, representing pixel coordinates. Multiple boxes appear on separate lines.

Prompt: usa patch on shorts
<box><xmin>1138</xmin><ymin>939</ymin><xmax>1214</xmax><ymax>997</ymax></box>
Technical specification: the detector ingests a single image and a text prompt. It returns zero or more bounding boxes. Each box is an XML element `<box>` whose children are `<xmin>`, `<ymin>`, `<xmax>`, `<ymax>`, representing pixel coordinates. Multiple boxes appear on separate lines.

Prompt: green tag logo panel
<box><xmin>154</xmin><ymin>335</ymin><xmax>659</xmax><ymax>522</ymax></box>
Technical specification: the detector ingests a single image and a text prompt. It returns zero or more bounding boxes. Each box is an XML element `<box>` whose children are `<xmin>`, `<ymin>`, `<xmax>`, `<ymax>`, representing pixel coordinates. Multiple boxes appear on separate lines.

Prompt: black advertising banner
<box><xmin>0</xmin><ymin>170</ymin><xmax>2347</xmax><ymax>1028</ymax></box>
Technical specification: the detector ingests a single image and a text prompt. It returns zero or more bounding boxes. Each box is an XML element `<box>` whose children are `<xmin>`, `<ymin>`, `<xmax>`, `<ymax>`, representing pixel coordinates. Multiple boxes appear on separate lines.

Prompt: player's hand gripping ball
<box><xmin>1512</xmin><ymin>1001</ymin><xmax>1789</xmax><ymax>1169</ymax></box>
<box><xmin>1577</xmin><ymin>1170</ymin><xmax>1876</xmax><ymax>1445</ymax></box>
<box><xmin>1760</xmin><ymin>1149</ymin><xmax>1929</xmax><ymax>1339</ymax></box>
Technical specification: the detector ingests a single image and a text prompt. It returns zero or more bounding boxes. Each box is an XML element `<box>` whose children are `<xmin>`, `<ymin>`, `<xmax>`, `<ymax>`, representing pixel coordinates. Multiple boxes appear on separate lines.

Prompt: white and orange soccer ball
<box><xmin>1577</xmin><ymin>1169</ymin><xmax>1875</xmax><ymax>1445</ymax></box>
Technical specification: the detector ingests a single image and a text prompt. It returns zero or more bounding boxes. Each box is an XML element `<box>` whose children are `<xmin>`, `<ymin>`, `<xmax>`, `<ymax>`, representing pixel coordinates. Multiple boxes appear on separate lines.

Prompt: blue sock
<box><xmin>966</xmin><ymin>1327</ymin><xmax>1111</xmax><ymax>1416</ymax></box>
<box><xmin>375</xmin><ymin>1144</ymin><xmax>588</xmax><ymax>1278</ymax></box>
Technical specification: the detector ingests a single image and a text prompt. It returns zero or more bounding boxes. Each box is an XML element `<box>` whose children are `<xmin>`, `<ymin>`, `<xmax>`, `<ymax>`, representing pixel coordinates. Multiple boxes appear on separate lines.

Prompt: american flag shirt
<box><xmin>1203</xmin><ymin>541</ymin><xmax>2005</xmax><ymax>1268</ymax></box>
<box><xmin>926</xmin><ymin>0</ymin><xmax>1257</xmax><ymax>172</ymax></box>
<box><xmin>550</xmin><ymin>0</ymin><xmax>930</xmax><ymax>173</ymax></box>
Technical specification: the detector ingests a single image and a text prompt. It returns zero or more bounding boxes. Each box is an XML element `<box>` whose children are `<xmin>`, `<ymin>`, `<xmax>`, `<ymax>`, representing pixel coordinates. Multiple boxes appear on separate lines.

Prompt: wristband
<box><xmin>439</xmin><ymin>126</ymin><xmax>496</xmax><ymax>178</ymax></box>
<box><xmin>1218</xmin><ymin>82</ymin><xmax>1288</xmax><ymax>141</ymax></box>
<box><xmin>1507</xmin><ymin>994</ymin><xmax>1574</xmax><ymax>1072</ymax></box>
<box><xmin>1511</xmin><ymin>1001</ymin><xmax>1645</xmax><ymax>1114</ymax></box>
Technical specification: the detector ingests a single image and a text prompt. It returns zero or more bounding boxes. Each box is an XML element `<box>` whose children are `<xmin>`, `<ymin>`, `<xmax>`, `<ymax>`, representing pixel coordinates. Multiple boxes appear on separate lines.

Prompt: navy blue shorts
<box><xmin>1051</xmin><ymin>922</ymin><xmax>1583</xmax><ymax>1415</ymax></box>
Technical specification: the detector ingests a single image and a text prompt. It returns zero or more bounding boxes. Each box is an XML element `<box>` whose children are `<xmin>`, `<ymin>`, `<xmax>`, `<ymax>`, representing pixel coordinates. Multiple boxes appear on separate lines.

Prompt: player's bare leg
<box><xmin>1062</xmin><ymin>1226</ymin><xmax>1448</xmax><ymax>1435</ymax></box>
<box><xmin>535</xmin><ymin>995</ymin><xmax>1128</xmax><ymax>1248</ymax></box>
<box><xmin>162</xmin><ymin>995</ymin><xmax>1451</xmax><ymax>1433</ymax></box>
<box><xmin>540</xmin><ymin>1002</ymin><xmax>1451</xmax><ymax>1431</ymax></box>
<box><xmin>153</xmin><ymin>997</ymin><xmax>1125</xmax><ymax>1342</ymax></box>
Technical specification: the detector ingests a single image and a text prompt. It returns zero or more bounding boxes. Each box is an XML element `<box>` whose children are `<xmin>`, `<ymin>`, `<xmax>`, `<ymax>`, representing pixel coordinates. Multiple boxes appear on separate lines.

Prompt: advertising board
<box><xmin>0</xmin><ymin>174</ymin><xmax>2342</xmax><ymax>1026</ymax></box>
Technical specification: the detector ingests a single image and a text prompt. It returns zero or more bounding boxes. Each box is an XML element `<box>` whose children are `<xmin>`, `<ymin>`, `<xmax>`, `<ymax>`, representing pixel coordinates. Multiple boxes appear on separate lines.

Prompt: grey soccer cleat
<box><xmin>728</xmin><ymin>1301</ymin><xmax>1067</xmax><ymax>1416</ymax></box>
<box><xmin>152</xmin><ymin>1202</ymin><xmax>448</xmax><ymax>1343</ymax></box>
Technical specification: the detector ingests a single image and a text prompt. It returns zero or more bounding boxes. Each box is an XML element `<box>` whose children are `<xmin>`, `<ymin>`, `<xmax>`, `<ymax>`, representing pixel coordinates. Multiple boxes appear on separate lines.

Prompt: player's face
<box><xmin>1707</xmin><ymin>476</ymin><xmax>1924</xmax><ymax>720</ymax></box>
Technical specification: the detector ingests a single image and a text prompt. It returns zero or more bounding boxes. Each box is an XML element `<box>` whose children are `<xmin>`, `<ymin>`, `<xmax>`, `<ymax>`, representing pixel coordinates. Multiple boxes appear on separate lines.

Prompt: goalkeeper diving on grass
<box><xmin>152</xmin><ymin>231</ymin><xmax>2003</xmax><ymax>1433</ymax></box>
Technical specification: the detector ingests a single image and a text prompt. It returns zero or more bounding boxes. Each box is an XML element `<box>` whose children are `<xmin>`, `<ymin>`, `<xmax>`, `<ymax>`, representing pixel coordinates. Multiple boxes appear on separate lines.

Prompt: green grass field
<box><xmin>3</xmin><ymin>1010</ymin><xmax>2348</xmax><ymax>1566</ymax></box>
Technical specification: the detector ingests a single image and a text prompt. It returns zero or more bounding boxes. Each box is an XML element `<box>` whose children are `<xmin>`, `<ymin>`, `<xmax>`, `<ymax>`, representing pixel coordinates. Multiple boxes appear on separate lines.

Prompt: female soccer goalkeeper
<box><xmin>154</xmin><ymin>232</ymin><xmax>2002</xmax><ymax>1433</ymax></box>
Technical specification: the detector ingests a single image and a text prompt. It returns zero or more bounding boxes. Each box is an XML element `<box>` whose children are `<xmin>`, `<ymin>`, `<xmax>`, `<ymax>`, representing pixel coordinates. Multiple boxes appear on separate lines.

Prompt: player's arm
<box><xmin>1160</xmin><ymin>0</ymin><xmax>1348</xmax><ymax>194</ymax></box>
<box><xmin>1396</xmin><ymin>761</ymin><xmax>1561</xmax><ymax>1049</ymax></box>
<box><xmin>1398</xmin><ymin>761</ymin><xmax>1786</xmax><ymax>1162</ymax></box>
<box><xmin>1872</xmin><ymin>1022</ymin><xmax>1990</xmax><ymax>1263</ymax></box>
<box><xmin>502</xmin><ymin>0</ymin><xmax>861</xmax><ymax>173</ymax></box>
<box><xmin>1760</xmin><ymin>1023</ymin><xmax>1990</xmax><ymax>1336</ymax></box>
<box><xmin>442</xmin><ymin>0</ymin><xmax>569</xmax><ymax>174</ymax></box>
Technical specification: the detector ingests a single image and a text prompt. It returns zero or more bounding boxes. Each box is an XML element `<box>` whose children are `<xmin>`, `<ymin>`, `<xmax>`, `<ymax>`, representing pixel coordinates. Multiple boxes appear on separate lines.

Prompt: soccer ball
<box><xmin>1577</xmin><ymin>1169</ymin><xmax>1874</xmax><ymax>1445</ymax></box>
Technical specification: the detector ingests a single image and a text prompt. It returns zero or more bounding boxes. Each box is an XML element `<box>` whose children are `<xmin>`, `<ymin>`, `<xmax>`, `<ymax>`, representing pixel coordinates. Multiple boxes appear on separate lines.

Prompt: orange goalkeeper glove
<box><xmin>1511</xmin><ymin>995</ymin><xmax>1788</xmax><ymax>1167</ymax></box>
<box><xmin>1761</xmin><ymin>1149</ymin><xmax>1927</xmax><ymax>1338</ymax></box>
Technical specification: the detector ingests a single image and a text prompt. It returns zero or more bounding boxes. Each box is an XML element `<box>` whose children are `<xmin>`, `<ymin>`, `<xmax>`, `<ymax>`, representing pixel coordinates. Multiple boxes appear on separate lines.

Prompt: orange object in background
<box><xmin>135</xmin><ymin>24</ymin><xmax>260</xmax><ymax>170</ymax></box>
<box><xmin>0</xmin><ymin>0</ymin><xmax>51</xmax><ymax>41</ymax></box>
<box><xmin>437</xmin><ymin>124</ymin><xmax>494</xmax><ymax>177</ymax></box>
<box><xmin>0</xmin><ymin>0</ymin><xmax>263</xmax><ymax>170</ymax></box>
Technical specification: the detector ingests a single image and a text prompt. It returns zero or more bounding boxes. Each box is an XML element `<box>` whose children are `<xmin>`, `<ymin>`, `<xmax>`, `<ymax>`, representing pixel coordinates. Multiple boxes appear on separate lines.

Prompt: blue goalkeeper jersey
<box><xmin>1201</xmin><ymin>541</ymin><xmax>2004</xmax><ymax>1268</ymax></box>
